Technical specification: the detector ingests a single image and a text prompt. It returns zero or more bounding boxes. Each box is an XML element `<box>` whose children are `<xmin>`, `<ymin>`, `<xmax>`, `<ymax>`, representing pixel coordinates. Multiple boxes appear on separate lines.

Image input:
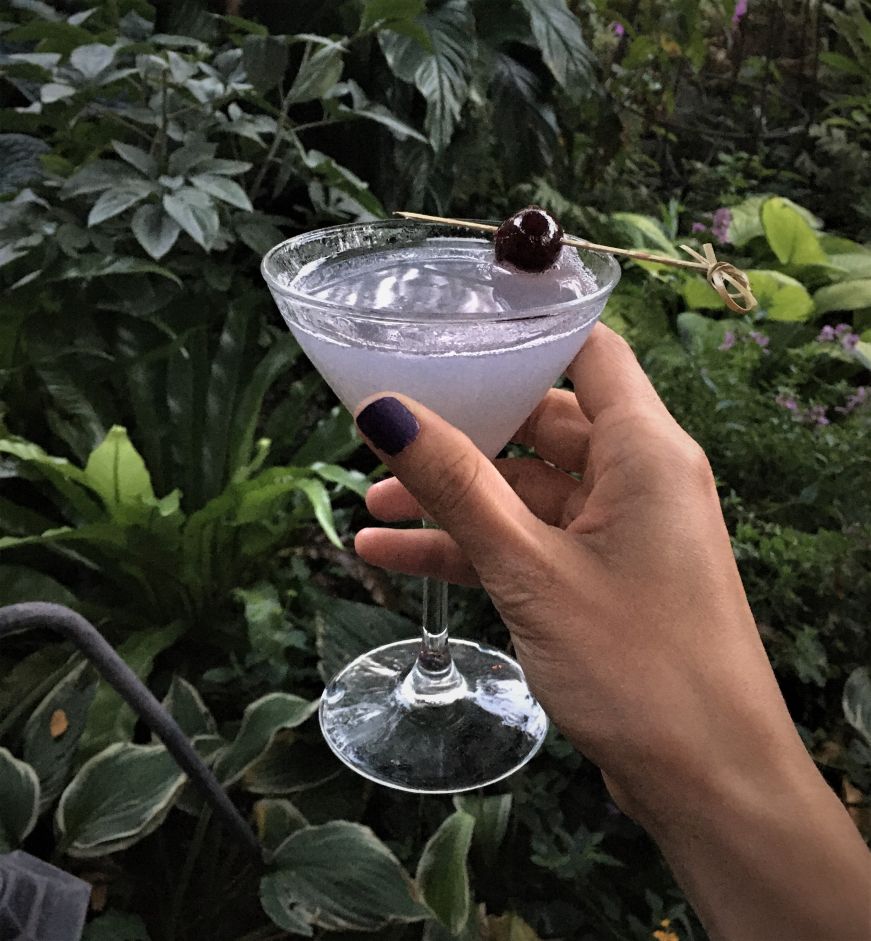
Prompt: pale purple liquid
<box><xmin>279</xmin><ymin>241</ymin><xmax>604</xmax><ymax>457</ymax></box>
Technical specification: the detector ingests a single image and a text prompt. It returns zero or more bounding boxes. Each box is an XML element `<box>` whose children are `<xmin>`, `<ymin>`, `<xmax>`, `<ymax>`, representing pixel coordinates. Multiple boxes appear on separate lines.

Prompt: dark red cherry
<box><xmin>494</xmin><ymin>206</ymin><xmax>564</xmax><ymax>272</ymax></box>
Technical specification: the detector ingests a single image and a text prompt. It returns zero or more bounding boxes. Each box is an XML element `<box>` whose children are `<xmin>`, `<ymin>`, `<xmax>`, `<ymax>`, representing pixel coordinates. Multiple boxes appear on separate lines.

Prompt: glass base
<box><xmin>319</xmin><ymin>638</ymin><xmax>549</xmax><ymax>793</ymax></box>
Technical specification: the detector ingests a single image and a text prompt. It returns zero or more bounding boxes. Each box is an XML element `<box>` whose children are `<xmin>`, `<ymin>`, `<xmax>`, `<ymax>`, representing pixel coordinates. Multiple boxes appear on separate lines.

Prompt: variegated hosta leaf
<box><xmin>55</xmin><ymin>743</ymin><xmax>186</xmax><ymax>858</ymax></box>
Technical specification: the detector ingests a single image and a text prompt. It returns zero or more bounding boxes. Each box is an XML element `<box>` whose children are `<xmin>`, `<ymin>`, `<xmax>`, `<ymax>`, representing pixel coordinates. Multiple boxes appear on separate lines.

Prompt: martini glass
<box><xmin>262</xmin><ymin>220</ymin><xmax>620</xmax><ymax>793</ymax></box>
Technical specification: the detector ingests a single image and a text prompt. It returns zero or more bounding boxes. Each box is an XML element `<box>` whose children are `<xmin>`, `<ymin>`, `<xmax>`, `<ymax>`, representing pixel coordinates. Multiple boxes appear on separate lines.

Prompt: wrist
<box><xmin>613</xmin><ymin>729</ymin><xmax>871</xmax><ymax>941</ymax></box>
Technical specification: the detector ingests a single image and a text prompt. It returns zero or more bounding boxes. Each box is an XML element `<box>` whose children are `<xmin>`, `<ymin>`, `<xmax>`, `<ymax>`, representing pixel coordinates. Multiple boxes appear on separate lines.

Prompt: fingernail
<box><xmin>356</xmin><ymin>396</ymin><xmax>420</xmax><ymax>455</ymax></box>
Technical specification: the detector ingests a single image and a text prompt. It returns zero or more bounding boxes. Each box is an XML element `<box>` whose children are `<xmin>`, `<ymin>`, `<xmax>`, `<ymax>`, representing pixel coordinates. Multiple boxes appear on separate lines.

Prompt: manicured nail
<box><xmin>356</xmin><ymin>396</ymin><xmax>420</xmax><ymax>455</ymax></box>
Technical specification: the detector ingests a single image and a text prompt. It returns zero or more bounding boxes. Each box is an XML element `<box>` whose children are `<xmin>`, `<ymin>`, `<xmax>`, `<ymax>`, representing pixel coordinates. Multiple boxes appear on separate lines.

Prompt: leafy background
<box><xmin>0</xmin><ymin>0</ymin><xmax>869</xmax><ymax>939</ymax></box>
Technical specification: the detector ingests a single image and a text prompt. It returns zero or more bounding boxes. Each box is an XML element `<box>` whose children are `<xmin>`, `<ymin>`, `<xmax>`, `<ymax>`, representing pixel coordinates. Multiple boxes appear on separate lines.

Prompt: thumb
<box><xmin>354</xmin><ymin>393</ymin><xmax>541</xmax><ymax>564</ymax></box>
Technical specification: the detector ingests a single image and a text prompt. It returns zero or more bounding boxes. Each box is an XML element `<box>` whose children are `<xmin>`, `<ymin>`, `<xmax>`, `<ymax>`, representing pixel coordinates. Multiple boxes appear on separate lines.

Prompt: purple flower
<box><xmin>817</xmin><ymin>325</ymin><xmax>836</xmax><ymax>342</ymax></box>
<box><xmin>712</xmin><ymin>208</ymin><xmax>732</xmax><ymax>245</ymax></box>
<box><xmin>691</xmin><ymin>222</ymin><xmax>706</xmax><ymax>233</ymax></box>
<box><xmin>610</xmin><ymin>21</ymin><xmax>625</xmax><ymax>37</ymax></box>
<box><xmin>719</xmin><ymin>330</ymin><xmax>736</xmax><ymax>351</ymax></box>
<box><xmin>776</xmin><ymin>394</ymin><xmax>798</xmax><ymax>411</ymax></box>
<box><xmin>732</xmin><ymin>0</ymin><xmax>748</xmax><ymax>26</ymax></box>
<box><xmin>835</xmin><ymin>322</ymin><xmax>851</xmax><ymax>336</ymax></box>
<box><xmin>835</xmin><ymin>387</ymin><xmax>867</xmax><ymax>414</ymax></box>
<box><xmin>749</xmin><ymin>330</ymin><xmax>770</xmax><ymax>348</ymax></box>
<box><xmin>807</xmin><ymin>404</ymin><xmax>829</xmax><ymax>426</ymax></box>
<box><xmin>841</xmin><ymin>332</ymin><xmax>860</xmax><ymax>351</ymax></box>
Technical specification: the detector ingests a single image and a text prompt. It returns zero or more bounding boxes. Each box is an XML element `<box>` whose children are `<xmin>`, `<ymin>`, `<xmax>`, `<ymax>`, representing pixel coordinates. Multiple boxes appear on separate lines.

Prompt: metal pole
<box><xmin>0</xmin><ymin>603</ymin><xmax>262</xmax><ymax>859</ymax></box>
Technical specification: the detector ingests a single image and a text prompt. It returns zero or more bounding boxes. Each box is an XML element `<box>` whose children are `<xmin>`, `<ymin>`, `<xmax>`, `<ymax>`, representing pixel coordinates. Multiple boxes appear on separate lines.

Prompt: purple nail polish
<box><xmin>356</xmin><ymin>397</ymin><xmax>420</xmax><ymax>455</ymax></box>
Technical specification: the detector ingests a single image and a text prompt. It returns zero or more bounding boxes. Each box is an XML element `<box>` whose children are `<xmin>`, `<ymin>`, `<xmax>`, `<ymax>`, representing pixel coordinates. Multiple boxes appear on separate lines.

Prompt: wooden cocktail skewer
<box><xmin>396</xmin><ymin>210</ymin><xmax>757</xmax><ymax>314</ymax></box>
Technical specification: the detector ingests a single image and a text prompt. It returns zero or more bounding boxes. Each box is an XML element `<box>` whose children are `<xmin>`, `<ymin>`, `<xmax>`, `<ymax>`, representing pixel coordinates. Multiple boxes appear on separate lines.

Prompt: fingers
<box><xmin>366</xmin><ymin>477</ymin><xmax>423</xmax><ymax>522</ymax></box>
<box><xmin>367</xmin><ymin>459</ymin><xmax>582</xmax><ymax>528</ymax></box>
<box><xmin>512</xmin><ymin>388</ymin><xmax>592</xmax><ymax>473</ymax></box>
<box><xmin>567</xmin><ymin>323</ymin><xmax>667</xmax><ymax>421</ymax></box>
<box><xmin>355</xmin><ymin>527</ymin><xmax>480</xmax><ymax>586</ymax></box>
<box><xmin>354</xmin><ymin>393</ymin><xmax>543</xmax><ymax>566</ymax></box>
<box><xmin>496</xmin><ymin>458</ymin><xmax>582</xmax><ymax>527</ymax></box>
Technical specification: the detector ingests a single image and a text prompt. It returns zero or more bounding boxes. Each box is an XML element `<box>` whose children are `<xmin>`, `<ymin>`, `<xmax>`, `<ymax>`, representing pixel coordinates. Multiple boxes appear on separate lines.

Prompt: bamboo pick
<box><xmin>395</xmin><ymin>210</ymin><xmax>757</xmax><ymax>314</ymax></box>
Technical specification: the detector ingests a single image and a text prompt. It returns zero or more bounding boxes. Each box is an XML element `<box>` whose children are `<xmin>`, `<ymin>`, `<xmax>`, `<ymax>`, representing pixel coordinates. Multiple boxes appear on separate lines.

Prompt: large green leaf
<box><xmin>0</xmin><ymin>565</ymin><xmax>77</xmax><ymax>607</ymax></box>
<box><xmin>827</xmin><ymin>253</ymin><xmax>871</xmax><ymax>282</ymax></box>
<box><xmin>131</xmin><ymin>203</ymin><xmax>181</xmax><ymax>260</ymax></box>
<box><xmin>314</xmin><ymin>594</ymin><xmax>416</xmax><ymax>683</ymax></box>
<box><xmin>0</xmin><ymin>748</ymin><xmax>40</xmax><ymax>851</ymax></box>
<box><xmin>379</xmin><ymin>0</ymin><xmax>474</xmax><ymax>151</ymax></box>
<box><xmin>213</xmin><ymin>693</ymin><xmax>319</xmax><ymax>786</ymax></box>
<box><xmin>23</xmin><ymin>661</ymin><xmax>99</xmax><ymax>810</ymax></box>
<box><xmin>813</xmin><ymin>279</ymin><xmax>871</xmax><ymax>314</ymax></box>
<box><xmin>70</xmin><ymin>42</ymin><xmax>114</xmax><ymax>79</ymax></box>
<box><xmin>254</xmin><ymin>797</ymin><xmax>309</xmax><ymax>854</ymax></box>
<box><xmin>290</xmin><ymin>403</ymin><xmax>359</xmax><ymax>466</ymax></box>
<box><xmin>87</xmin><ymin>186</ymin><xmax>151</xmax><ymax>227</ymax></box>
<box><xmin>161</xmin><ymin>676</ymin><xmax>217</xmax><ymax>739</ymax></box>
<box><xmin>0</xmin><ymin>647</ymin><xmax>71</xmax><ymax>724</ymax></box>
<box><xmin>78</xmin><ymin>621</ymin><xmax>186</xmax><ymax>759</ymax></box>
<box><xmin>0</xmin><ymin>437</ymin><xmax>90</xmax><ymax>497</ymax></box>
<box><xmin>727</xmin><ymin>194</ymin><xmax>821</xmax><ymax>248</ymax></box>
<box><xmin>516</xmin><ymin>0</ymin><xmax>592</xmax><ymax>86</ymax></box>
<box><xmin>56</xmin><ymin>743</ymin><xmax>186</xmax><ymax>858</ymax></box>
<box><xmin>681</xmin><ymin>276</ymin><xmax>725</xmax><ymax>311</ymax></box>
<box><xmin>112</xmin><ymin>141</ymin><xmax>157</xmax><ymax>179</ymax></box>
<box><xmin>313</xmin><ymin>463</ymin><xmax>370</xmax><ymax>499</ymax></box>
<box><xmin>201</xmin><ymin>302</ymin><xmax>260</xmax><ymax>500</ymax></box>
<box><xmin>761</xmin><ymin>197</ymin><xmax>828</xmax><ymax>266</ymax></box>
<box><xmin>83</xmin><ymin>425</ymin><xmax>156</xmax><ymax>522</ymax></box>
<box><xmin>227</xmin><ymin>334</ymin><xmax>300</xmax><ymax>479</ymax></box>
<box><xmin>162</xmin><ymin>187</ymin><xmax>220</xmax><ymax>250</ymax></box>
<box><xmin>416</xmin><ymin>810</ymin><xmax>475</xmax><ymax>934</ymax></box>
<box><xmin>190</xmin><ymin>173</ymin><xmax>253</xmax><ymax>211</ymax></box>
<box><xmin>36</xmin><ymin>361</ymin><xmax>109</xmax><ymax>463</ymax></box>
<box><xmin>453</xmin><ymin>792</ymin><xmax>512</xmax><ymax>867</ymax></box>
<box><xmin>261</xmin><ymin>821</ymin><xmax>428</xmax><ymax>933</ymax></box>
<box><xmin>295</xmin><ymin>477</ymin><xmax>343</xmax><ymax>548</ymax></box>
<box><xmin>611</xmin><ymin>213</ymin><xmax>678</xmax><ymax>257</ymax></box>
<box><xmin>746</xmin><ymin>270</ymin><xmax>814</xmax><ymax>322</ymax></box>
<box><xmin>243</xmin><ymin>736</ymin><xmax>339</xmax><ymax>795</ymax></box>
<box><xmin>62</xmin><ymin>160</ymin><xmax>134</xmax><ymax>197</ymax></box>
<box><xmin>843</xmin><ymin>668</ymin><xmax>871</xmax><ymax>747</ymax></box>
<box><xmin>235</xmin><ymin>582</ymin><xmax>287</xmax><ymax>660</ymax></box>
<box><xmin>242</xmin><ymin>34</ymin><xmax>288</xmax><ymax>92</ymax></box>
<box><xmin>287</xmin><ymin>38</ymin><xmax>345</xmax><ymax>104</ymax></box>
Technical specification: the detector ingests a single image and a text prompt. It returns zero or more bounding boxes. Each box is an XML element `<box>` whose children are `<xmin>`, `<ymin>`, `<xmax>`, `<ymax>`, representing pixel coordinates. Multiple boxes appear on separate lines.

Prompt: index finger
<box><xmin>566</xmin><ymin>323</ymin><xmax>667</xmax><ymax>421</ymax></box>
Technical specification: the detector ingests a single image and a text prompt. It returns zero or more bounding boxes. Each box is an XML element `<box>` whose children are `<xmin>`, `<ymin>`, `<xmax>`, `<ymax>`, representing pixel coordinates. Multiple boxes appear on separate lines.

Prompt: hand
<box><xmin>355</xmin><ymin>324</ymin><xmax>791</xmax><ymax>808</ymax></box>
<box><xmin>353</xmin><ymin>324</ymin><xmax>871</xmax><ymax>941</ymax></box>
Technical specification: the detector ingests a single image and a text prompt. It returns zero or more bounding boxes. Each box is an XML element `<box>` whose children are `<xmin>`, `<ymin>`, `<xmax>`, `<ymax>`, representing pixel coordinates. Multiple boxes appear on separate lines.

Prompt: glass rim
<box><xmin>260</xmin><ymin>219</ymin><xmax>622</xmax><ymax>325</ymax></box>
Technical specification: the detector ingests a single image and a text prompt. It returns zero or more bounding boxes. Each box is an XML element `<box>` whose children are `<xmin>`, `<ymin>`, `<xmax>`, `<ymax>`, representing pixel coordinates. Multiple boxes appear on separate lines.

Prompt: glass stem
<box><xmin>400</xmin><ymin>522</ymin><xmax>466</xmax><ymax>705</ymax></box>
<box><xmin>419</xmin><ymin>575</ymin><xmax>450</xmax><ymax>671</ymax></box>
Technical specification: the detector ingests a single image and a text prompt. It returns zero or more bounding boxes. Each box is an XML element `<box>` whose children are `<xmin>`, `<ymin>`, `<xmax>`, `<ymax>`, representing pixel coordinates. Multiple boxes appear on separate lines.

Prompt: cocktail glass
<box><xmin>262</xmin><ymin>220</ymin><xmax>620</xmax><ymax>793</ymax></box>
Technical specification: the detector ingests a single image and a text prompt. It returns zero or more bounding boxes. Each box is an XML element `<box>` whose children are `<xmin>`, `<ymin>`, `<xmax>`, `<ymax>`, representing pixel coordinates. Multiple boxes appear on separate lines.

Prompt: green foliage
<box><xmin>0</xmin><ymin>747</ymin><xmax>40</xmax><ymax>851</ymax></box>
<box><xmin>260</xmin><ymin>821</ymin><xmax>429</xmax><ymax>934</ymax></box>
<box><xmin>0</xmin><ymin>423</ymin><xmax>364</xmax><ymax>630</ymax></box>
<box><xmin>55</xmin><ymin>742</ymin><xmax>187</xmax><ymax>857</ymax></box>
<box><xmin>0</xmin><ymin>1</ymin><xmax>869</xmax><ymax>939</ymax></box>
<box><xmin>416</xmin><ymin>810</ymin><xmax>475</xmax><ymax>934</ymax></box>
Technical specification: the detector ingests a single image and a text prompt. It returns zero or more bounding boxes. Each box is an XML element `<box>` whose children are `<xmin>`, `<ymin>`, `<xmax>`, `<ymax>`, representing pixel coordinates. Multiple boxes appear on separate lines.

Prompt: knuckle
<box><xmin>671</xmin><ymin>434</ymin><xmax>714</xmax><ymax>486</ymax></box>
<box><xmin>425</xmin><ymin>450</ymin><xmax>483</xmax><ymax>519</ymax></box>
